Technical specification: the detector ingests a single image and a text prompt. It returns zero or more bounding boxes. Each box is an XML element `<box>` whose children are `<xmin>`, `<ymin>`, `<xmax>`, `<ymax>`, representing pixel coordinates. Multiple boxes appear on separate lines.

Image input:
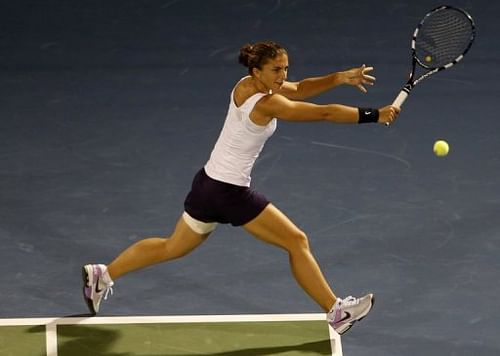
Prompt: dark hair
<box><xmin>238</xmin><ymin>40</ymin><xmax>287</xmax><ymax>74</ymax></box>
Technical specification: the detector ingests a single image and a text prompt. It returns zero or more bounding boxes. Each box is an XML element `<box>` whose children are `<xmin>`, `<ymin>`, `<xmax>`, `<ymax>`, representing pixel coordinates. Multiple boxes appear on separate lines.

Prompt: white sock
<box><xmin>99</xmin><ymin>264</ymin><xmax>114</xmax><ymax>285</ymax></box>
<box><xmin>328</xmin><ymin>298</ymin><xmax>342</xmax><ymax>314</ymax></box>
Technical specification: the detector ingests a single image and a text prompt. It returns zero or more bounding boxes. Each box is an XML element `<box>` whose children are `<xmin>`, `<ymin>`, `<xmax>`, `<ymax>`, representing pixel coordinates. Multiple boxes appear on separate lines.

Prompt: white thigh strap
<box><xmin>182</xmin><ymin>211</ymin><xmax>217</xmax><ymax>235</ymax></box>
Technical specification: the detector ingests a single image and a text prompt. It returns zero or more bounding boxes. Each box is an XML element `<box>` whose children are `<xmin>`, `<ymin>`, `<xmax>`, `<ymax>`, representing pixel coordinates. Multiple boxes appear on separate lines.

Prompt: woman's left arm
<box><xmin>278</xmin><ymin>64</ymin><xmax>376</xmax><ymax>100</ymax></box>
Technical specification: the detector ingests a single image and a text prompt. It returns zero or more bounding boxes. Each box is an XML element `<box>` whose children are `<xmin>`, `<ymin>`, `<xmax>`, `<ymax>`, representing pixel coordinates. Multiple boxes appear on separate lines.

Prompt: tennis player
<box><xmin>83</xmin><ymin>40</ymin><xmax>399</xmax><ymax>335</ymax></box>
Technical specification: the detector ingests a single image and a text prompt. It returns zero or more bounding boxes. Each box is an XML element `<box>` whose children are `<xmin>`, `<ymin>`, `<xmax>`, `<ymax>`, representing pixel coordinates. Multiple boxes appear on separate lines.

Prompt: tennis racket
<box><xmin>392</xmin><ymin>5</ymin><xmax>476</xmax><ymax>110</ymax></box>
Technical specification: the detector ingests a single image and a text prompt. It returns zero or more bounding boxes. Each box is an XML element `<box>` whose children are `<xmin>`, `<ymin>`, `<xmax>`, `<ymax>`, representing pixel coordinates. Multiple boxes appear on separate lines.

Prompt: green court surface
<box><xmin>0</xmin><ymin>325</ymin><xmax>46</xmax><ymax>356</ymax></box>
<box><xmin>0</xmin><ymin>314</ymin><xmax>342</xmax><ymax>356</ymax></box>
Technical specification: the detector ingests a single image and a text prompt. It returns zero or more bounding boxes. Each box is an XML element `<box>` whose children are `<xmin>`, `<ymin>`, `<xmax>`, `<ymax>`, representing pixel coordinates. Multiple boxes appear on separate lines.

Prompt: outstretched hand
<box><xmin>343</xmin><ymin>64</ymin><xmax>376</xmax><ymax>93</ymax></box>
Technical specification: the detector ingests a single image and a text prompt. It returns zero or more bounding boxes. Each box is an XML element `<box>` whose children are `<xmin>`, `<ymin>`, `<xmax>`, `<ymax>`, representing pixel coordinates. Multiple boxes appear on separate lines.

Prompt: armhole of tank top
<box><xmin>243</xmin><ymin>93</ymin><xmax>272</xmax><ymax>129</ymax></box>
<box><xmin>232</xmin><ymin>76</ymin><xmax>254</xmax><ymax>108</ymax></box>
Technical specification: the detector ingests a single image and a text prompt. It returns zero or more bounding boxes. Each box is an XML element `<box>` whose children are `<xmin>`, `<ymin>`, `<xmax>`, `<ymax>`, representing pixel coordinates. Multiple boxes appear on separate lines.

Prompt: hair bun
<box><xmin>238</xmin><ymin>44</ymin><xmax>253</xmax><ymax>67</ymax></box>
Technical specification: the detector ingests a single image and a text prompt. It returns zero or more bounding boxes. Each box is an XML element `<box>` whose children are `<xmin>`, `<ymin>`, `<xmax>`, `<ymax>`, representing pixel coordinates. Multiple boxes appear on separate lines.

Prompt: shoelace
<box><xmin>104</xmin><ymin>282</ymin><xmax>114</xmax><ymax>300</ymax></box>
<box><xmin>102</xmin><ymin>281</ymin><xmax>114</xmax><ymax>300</ymax></box>
<box><xmin>340</xmin><ymin>296</ymin><xmax>358</xmax><ymax>307</ymax></box>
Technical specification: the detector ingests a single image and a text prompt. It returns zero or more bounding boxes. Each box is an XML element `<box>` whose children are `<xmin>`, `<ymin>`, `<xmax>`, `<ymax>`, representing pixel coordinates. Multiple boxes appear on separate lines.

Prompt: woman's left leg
<box><xmin>243</xmin><ymin>203</ymin><xmax>336</xmax><ymax>312</ymax></box>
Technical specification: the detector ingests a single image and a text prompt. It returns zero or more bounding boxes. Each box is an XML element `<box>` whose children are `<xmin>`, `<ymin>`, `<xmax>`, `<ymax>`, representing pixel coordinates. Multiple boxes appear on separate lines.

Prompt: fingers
<box><xmin>357</xmin><ymin>84</ymin><xmax>367</xmax><ymax>93</ymax></box>
<box><xmin>361</xmin><ymin>64</ymin><xmax>375</xmax><ymax>86</ymax></box>
<box><xmin>383</xmin><ymin>106</ymin><xmax>400</xmax><ymax>126</ymax></box>
<box><xmin>362</xmin><ymin>65</ymin><xmax>374</xmax><ymax>74</ymax></box>
<box><xmin>362</xmin><ymin>71</ymin><xmax>376</xmax><ymax>83</ymax></box>
<box><xmin>356</xmin><ymin>78</ymin><xmax>374</xmax><ymax>93</ymax></box>
<box><xmin>363</xmin><ymin>74</ymin><xmax>376</xmax><ymax>82</ymax></box>
<box><xmin>350</xmin><ymin>65</ymin><xmax>376</xmax><ymax>93</ymax></box>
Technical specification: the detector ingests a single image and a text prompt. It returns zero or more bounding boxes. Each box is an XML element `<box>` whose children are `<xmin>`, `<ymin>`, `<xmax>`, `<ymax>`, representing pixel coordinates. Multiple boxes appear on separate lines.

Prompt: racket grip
<box><xmin>392</xmin><ymin>90</ymin><xmax>409</xmax><ymax>109</ymax></box>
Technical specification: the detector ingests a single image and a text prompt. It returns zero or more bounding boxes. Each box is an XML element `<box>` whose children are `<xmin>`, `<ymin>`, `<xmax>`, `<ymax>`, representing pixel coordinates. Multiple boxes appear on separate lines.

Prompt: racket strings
<box><xmin>415</xmin><ymin>9</ymin><xmax>473</xmax><ymax>68</ymax></box>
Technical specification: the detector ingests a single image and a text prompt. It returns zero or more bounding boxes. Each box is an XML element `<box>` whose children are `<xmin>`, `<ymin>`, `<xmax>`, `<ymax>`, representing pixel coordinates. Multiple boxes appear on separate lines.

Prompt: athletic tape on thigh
<box><xmin>182</xmin><ymin>211</ymin><xmax>217</xmax><ymax>234</ymax></box>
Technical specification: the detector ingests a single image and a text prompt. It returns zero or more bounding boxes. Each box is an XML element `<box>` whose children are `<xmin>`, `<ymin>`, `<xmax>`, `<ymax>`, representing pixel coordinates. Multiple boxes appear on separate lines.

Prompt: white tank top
<box><xmin>204</xmin><ymin>78</ymin><xmax>277</xmax><ymax>187</ymax></box>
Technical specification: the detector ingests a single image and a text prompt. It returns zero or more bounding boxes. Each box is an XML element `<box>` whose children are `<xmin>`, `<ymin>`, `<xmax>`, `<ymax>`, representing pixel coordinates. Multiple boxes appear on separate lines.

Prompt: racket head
<box><xmin>412</xmin><ymin>6</ymin><xmax>475</xmax><ymax>70</ymax></box>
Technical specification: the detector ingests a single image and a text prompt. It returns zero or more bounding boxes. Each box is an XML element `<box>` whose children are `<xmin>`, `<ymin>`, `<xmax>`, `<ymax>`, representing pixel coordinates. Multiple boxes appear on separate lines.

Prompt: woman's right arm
<box><xmin>256</xmin><ymin>94</ymin><xmax>399</xmax><ymax>125</ymax></box>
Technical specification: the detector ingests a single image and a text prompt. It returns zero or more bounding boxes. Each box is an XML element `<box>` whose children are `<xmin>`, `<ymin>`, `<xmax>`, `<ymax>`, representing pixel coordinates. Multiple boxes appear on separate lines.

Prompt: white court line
<box><xmin>311</xmin><ymin>140</ymin><xmax>412</xmax><ymax>169</ymax></box>
<box><xmin>328</xmin><ymin>324</ymin><xmax>343</xmax><ymax>356</ymax></box>
<box><xmin>0</xmin><ymin>313</ymin><xmax>342</xmax><ymax>356</ymax></box>
<box><xmin>45</xmin><ymin>321</ymin><xmax>57</xmax><ymax>356</ymax></box>
<box><xmin>0</xmin><ymin>313</ymin><xmax>326</xmax><ymax>326</ymax></box>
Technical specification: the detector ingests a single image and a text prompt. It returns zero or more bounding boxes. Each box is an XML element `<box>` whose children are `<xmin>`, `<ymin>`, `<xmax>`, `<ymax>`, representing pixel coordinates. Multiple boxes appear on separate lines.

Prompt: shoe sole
<box><xmin>82</xmin><ymin>266</ymin><xmax>97</xmax><ymax>315</ymax></box>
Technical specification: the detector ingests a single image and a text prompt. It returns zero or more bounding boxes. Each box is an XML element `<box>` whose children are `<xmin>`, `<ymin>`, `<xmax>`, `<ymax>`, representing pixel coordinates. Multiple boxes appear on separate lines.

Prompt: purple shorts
<box><xmin>184</xmin><ymin>168</ymin><xmax>270</xmax><ymax>226</ymax></box>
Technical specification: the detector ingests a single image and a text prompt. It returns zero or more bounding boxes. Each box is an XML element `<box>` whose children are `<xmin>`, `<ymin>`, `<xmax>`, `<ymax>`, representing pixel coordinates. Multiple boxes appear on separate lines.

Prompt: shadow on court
<box><xmin>179</xmin><ymin>339</ymin><xmax>332</xmax><ymax>356</ymax></box>
<box><xmin>21</xmin><ymin>318</ymin><xmax>333</xmax><ymax>356</ymax></box>
<box><xmin>54</xmin><ymin>337</ymin><xmax>331</xmax><ymax>356</ymax></box>
<box><xmin>27</xmin><ymin>324</ymin><xmax>124</xmax><ymax>356</ymax></box>
<box><xmin>27</xmin><ymin>324</ymin><xmax>331</xmax><ymax>356</ymax></box>
<box><xmin>55</xmin><ymin>325</ymin><xmax>125</xmax><ymax>356</ymax></box>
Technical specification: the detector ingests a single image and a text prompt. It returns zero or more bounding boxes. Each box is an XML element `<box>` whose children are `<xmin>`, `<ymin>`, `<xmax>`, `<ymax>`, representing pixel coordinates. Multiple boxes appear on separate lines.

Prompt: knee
<box><xmin>287</xmin><ymin>229</ymin><xmax>310</xmax><ymax>253</ymax></box>
<box><xmin>161</xmin><ymin>236</ymin><xmax>196</xmax><ymax>260</ymax></box>
<box><xmin>160</xmin><ymin>237</ymin><xmax>184</xmax><ymax>260</ymax></box>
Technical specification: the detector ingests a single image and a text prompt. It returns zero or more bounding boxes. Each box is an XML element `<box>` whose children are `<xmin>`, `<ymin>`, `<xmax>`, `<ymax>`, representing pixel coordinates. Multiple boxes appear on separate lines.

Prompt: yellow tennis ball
<box><xmin>433</xmin><ymin>140</ymin><xmax>449</xmax><ymax>157</ymax></box>
<box><xmin>425</xmin><ymin>55</ymin><xmax>432</xmax><ymax>62</ymax></box>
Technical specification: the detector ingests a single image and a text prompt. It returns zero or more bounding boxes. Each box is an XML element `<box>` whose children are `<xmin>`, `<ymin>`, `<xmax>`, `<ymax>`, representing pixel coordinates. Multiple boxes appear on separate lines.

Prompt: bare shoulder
<box><xmin>233</xmin><ymin>77</ymin><xmax>258</xmax><ymax>107</ymax></box>
<box><xmin>276</xmin><ymin>81</ymin><xmax>299</xmax><ymax>99</ymax></box>
<box><xmin>254</xmin><ymin>93</ymin><xmax>292</xmax><ymax>117</ymax></box>
<box><xmin>257</xmin><ymin>93</ymin><xmax>290</xmax><ymax>108</ymax></box>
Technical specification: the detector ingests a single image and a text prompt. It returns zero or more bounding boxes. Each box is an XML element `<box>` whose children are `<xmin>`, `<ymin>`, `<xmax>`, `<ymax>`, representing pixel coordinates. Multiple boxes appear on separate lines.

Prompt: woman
<box><xmin>83</xmin><ymin>40</ymin><xmax>399</xmax><ymax>335</ymax></box>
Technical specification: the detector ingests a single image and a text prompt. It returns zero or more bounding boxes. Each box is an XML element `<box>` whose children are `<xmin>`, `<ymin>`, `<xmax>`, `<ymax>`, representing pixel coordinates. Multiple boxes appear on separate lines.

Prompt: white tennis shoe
<box><xmin>82</xmin><ymin>264</ymin><xmax>114</xmax><ymax>315</ymax></box>
<box><xmin>327</xmin><ymin>293</ymin><xmax>374</xmax><ymax>335</ymax></box>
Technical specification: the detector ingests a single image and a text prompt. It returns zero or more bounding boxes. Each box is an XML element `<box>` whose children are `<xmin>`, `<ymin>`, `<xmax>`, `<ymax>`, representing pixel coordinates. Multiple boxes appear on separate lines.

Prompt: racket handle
<box><xmin>385</xmin><ymin>90</ymin><xmax>409</xmax><ymax>126</ymax></box>
<box><xmin>392</xmin><ymin>90</ymin><xmax>409</xmax><ymax>109</ymax></box>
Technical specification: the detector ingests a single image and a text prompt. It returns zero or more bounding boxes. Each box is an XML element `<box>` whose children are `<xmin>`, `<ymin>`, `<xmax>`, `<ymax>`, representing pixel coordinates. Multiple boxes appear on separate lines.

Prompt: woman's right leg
<box><xmin>83</xmin><ymin>215</ymin><xmax>210</xmax><ymax>314</ymax></box>
<box><xmin>107</xmin><ymin>215</ymin><xmax>210</xmax><ymax>280</ymax></box>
